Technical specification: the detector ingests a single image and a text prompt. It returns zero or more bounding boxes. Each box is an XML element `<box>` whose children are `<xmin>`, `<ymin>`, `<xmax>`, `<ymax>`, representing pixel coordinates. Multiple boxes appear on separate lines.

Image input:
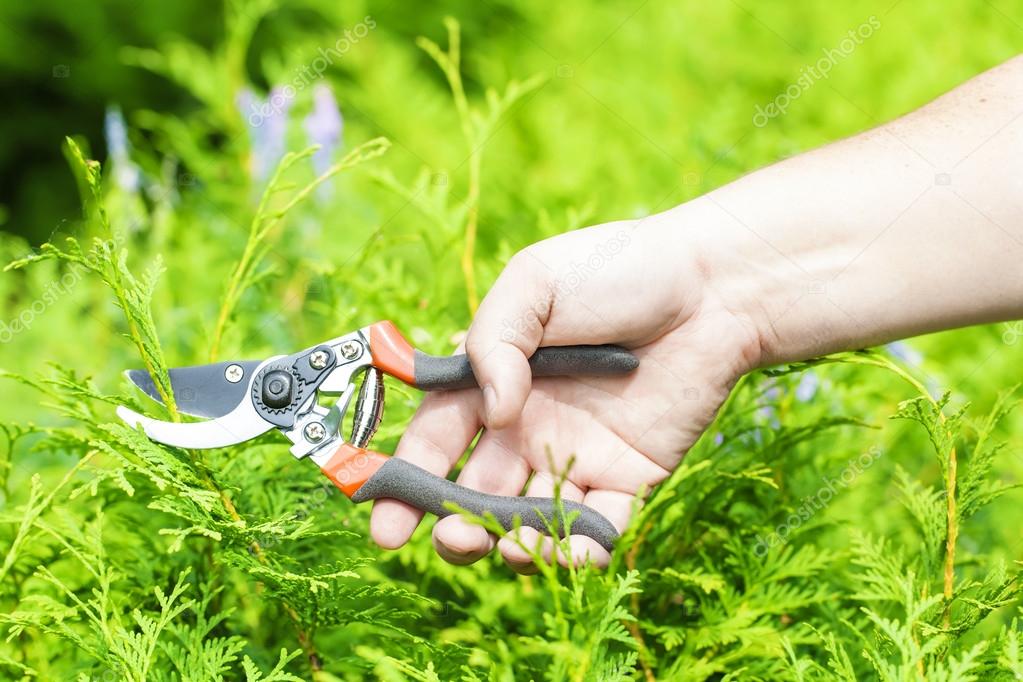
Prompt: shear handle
<box><xmin>366</xmin><ymin>321</ymin><xmax>638</xmax><ymax>391</ymax></box>
<box><xmin>319</xmin><ymin>443</ymin><xmax>618</xmax><ymax>551</ymax></box>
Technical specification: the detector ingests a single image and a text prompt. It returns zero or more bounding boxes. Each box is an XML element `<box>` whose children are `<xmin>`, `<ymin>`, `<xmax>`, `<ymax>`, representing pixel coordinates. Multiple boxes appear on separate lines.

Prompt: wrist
<box><xmin>658</xmin><ymin>184</ymin><xmax>860</xmax><ymax>369</ymax></box>
<box><xmin>652</xmin><ymin>57</ymin><xmax>1023</xmax><ymax>372</ymax></box>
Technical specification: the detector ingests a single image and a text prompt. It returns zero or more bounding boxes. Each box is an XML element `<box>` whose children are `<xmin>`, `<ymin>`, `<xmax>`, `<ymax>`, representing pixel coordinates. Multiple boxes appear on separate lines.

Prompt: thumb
<box><xmin>466</xmin><ymin>251</ymin><xmax>553</xmax><ymax>430</ymax></box>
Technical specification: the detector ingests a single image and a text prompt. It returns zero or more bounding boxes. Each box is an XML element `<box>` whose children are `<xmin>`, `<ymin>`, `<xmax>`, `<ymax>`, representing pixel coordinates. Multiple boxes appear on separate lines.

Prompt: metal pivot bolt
<box><xmin>304</xmin><ymin>421</ymin><xmax>326</xmax><ymax>443</ymax></box>
<box><xmin>224</xmin><ymin>364</ymin><xmax>245</xmax><ymax>383</ymax></box>
<box><xmin>260</xmin><ymin>370</ymin><xmax>293</xmax><ymax>409</ymax></box>
<box><xmin>308</xmin><ymin>350</ymin><xmax>329</xmax><ymax>370</ymax></box>
<box><xmin>339</xmin><ymin>340</ymin><xmax>362</xmax><ymax>360</ymax></box>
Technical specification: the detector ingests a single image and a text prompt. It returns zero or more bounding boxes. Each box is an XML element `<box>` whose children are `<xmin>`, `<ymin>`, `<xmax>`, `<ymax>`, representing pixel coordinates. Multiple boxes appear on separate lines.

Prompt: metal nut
<box><xmin>224</xmin><ymin>364</ymin><xmax>244</xmax><ymax>383</ymax></box>
<box><xmin>260</xmin><ymin>370</ymin><xmax>293</xmax><ymax>409</ymax></box>
<box><xmin>308</xmin><ymin>350</ymin><xmax>329</xmax><ymax>370</ymax></box>
<box><xmin>303</xmin><ymin>421</ymin><xmax>326</xmax><ymax>443</ymax></box>
<box><xmin>339</xmin><ymin>340</ymin><xmax>362</xmax><ymax>360</ymax></box>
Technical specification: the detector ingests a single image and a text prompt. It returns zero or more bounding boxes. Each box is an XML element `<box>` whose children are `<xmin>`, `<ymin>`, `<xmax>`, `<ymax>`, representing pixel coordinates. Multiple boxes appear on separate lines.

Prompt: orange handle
<box><xmin>367</xmin><ymin>320</ymin><xmax>416</xmax><ymax>385</ymax></box>
<box><xmin>319</xmin><ymin>443</ymin><xmax>390</xmax><ymax>498</ymax></box>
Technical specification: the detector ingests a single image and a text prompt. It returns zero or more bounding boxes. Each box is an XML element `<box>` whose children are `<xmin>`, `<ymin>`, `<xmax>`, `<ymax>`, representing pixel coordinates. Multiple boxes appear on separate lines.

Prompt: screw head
<box><xmin>224</xmin><ymin>364</ymin><xmax>245</xmax><ymax>383</ymax></box>
<box><xmin>309</xmin><ymin>350</ymin><xmax>329</xmax><ymax>370</ymax></box>
<box><xmin>260</xmin><ymin>370</ymin><xmax>293</xmax><ymax>409</ymax></box>
<box><xmin>339</xmin><ymin>340</ymin><xmax>362</xmax><ymax>360</ymax></box>
<box><xmin>304</xmin><ymin>421</ymin><xmax>326</xmax><ymax>443</ymax></box>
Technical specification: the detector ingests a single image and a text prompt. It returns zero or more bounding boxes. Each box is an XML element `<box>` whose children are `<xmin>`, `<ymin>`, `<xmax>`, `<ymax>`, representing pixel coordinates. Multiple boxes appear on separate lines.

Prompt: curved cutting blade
<box><xmin>118</xmin><ymin>358</ymin><xmax>277</xmax><ymax>449</ymax></box>
<box><xmin>116</xmin><ymin>396</ymin><xmax>274</xmax><ymax>449</ymax></box>
<box><xmin>126</xmin><ymin>360</ymin><xmax>261</xmax><ymax>419</ymax></box>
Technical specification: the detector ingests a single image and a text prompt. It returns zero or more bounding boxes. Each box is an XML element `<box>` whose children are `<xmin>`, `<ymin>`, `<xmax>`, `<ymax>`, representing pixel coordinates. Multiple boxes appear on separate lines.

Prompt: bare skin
<box><xmin>370</xmin><ymin>55</ymin><xmax>1023</xmax><ymax>572</ymax></box>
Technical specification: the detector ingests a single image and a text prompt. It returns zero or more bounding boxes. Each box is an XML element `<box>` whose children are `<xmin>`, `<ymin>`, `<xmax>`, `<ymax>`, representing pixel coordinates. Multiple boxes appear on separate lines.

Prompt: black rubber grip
<box><xmin>412</xmin><ymin>344</ymin><xmax>638</xmax><ymax>391</ymax></box>
<box><xmin>350</xmin><ymin>458</ymin><xmax>619</xmax><ymax>551</ymax></box>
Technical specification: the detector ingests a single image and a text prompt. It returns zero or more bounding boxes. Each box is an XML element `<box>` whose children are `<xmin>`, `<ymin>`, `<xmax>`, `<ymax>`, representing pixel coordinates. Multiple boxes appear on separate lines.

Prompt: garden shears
<box><xmin>117</xmin><ymin>321</ymin><xmax>639</xmax><ymax>551</ymax></box>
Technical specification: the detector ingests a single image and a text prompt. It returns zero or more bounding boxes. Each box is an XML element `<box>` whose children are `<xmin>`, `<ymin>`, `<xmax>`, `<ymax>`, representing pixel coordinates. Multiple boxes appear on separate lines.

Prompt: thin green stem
<box><xmin>786</xmin><ymin>352</ymin><xmax>959</xmax><ymax>628</ymax></box>
<box><xmin>846</xmin><ymin>355</ymin><xmax>958</xmax><ymax>624</ymax></box>
<box><xmin>209</xmin><ymin>138</ymin><xmax>389</xmax><ymax>361</ymax></box>
<box><xmin>462</xmin><ymin>152</ymin><xmax>481</xmax><ymax>313</ymax></box>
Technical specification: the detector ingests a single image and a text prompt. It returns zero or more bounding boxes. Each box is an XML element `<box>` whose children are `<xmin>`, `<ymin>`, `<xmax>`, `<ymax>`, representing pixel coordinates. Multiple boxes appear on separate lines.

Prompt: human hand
<box><xmin>368</xmin><ymin>215</ymin><xmax>764</xmax><ymax>571</ymax></box>
<box><xmin>369</xmin><ymin>54</ymin><xmax>1023</xmax><ymax>571</ymax></box>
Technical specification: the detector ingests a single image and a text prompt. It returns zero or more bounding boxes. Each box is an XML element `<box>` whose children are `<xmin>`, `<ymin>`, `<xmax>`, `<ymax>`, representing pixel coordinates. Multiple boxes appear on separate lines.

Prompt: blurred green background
<box><xmin>2</xmin><ymin>1</ymin><xmax>1022</xmax><ymax>678</ymax></box>
<box><xmin>5</xmin><ymin>0</ymin><xmax>1021</xmax><ymax>243</ymax></box>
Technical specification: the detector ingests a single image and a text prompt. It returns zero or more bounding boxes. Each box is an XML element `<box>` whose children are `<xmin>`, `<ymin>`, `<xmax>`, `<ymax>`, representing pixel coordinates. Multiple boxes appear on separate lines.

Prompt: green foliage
<box><xmin>8</xmin><ymin>138</ymin><xmax>178</xmax><ymax>416</ymax></box>
<box><xmin>210</xmin><ymin>137</ymin><xmax>390</xmax><ymax>360</ymax></box>
<box><xmin>2</xmin><ymin>1</ymin><xmax>1023</xmax><ymax>680</ymax></box>
<box><xmin>412</xmin><ymin>17</ymin><xmax>546</xmax><ymax>313</ymax></box>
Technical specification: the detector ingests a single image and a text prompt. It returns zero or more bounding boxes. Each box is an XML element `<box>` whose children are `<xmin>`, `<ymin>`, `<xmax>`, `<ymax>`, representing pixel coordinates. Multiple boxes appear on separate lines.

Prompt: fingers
<box><xmin>495</xmin><ymin>478</ymin><xmax>637</xmax><ymax>573</ymax></box>
<box><xmin>572</xmin><ymin>488</ymin><xmax>635</xmax><ymax>568</ymax></box>
<box><xmin>369</xmin><ymin>389</ymin><xmax>482</xmax><ymax>549</ymax></box>
<box><xmin>498</xmin><ymin>527</ymin><xmax>552</xmax><ymax>574</ymax></box>
<box><xmin>561</xmin><ymin>536</ymin><xmax>610</xmax><ymax>569</ymax></box>
<box><xmin>431</xmin><ymin>430</ymin><xmax>532</xmax><ymax>564</ymax></box>
<box><xmin>496</xmin><ymin>528</ymin><xmax>604</xmax><ymax>572</ymax></box>
<box><xmin>428</xmin><ymin>430</ymin><xmax>637</xmax><ymax>571</ymax></box>
<box><xmin>431</xmin><ymin>520</ymin><xmax>494</xmax><ymax>565</ymax></box>
<box><xmin>465</xmin><ymin>251</ymin><xmax>552</xmax><ymax>430</ymax></box>
<box><xmin>496</xmin><ymin>471</ymin><xmax>608</xmax><ymax>572</ymax></box>
<box><xmin>581</xmin><ymin>488</ymin><xmax>636</xmax><ymax>535</ymax></box>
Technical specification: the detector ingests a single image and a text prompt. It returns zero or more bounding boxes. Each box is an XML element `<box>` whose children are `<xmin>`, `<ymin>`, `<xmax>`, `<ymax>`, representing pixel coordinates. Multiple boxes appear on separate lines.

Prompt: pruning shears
<box><xmin>117</xmin><ymin>321</ymin><xmax>639</xmax><ymax>551</ymax></box>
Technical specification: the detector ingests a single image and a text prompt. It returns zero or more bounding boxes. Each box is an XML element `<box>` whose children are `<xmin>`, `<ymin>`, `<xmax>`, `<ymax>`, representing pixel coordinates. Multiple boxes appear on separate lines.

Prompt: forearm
<box><xmin>668</xmin><ymin>55</ymin><xmax>1023</xmax><ymax>366</ymax></box>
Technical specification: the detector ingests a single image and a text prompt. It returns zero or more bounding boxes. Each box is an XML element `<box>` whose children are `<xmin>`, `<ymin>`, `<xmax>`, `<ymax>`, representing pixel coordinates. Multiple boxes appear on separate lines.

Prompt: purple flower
<box><xmin>795</xmin><ymin>371</ymin><xmax>819</xmax><ymax>402</ymax></box>
<box><xmin>104</xmin><ymin>106</ymin><xmax>140</xmax><ymax>192</ymax></box>
<box><xmin>886</xmin><ymin>341</ymin><xmax>923</xmax><ymax>367</ymax></box>
<box><xmin>236</xmin><ymin>88</ymin><xmax>258</xmax><ymax>125</ymax></box>
<box><xmin>713</xmin><ymin>432</ymin><xmax>724</xmax><ymax>446</ymax></box>
<box><xmin>304</xmin><ymin>84</ymin><xmax>344</xmax><ymax>178</ymax></box>
<box><xmin>758</xmin><ymin>383</ymin><xmax>781</xmax><ymax>428</ymax></box>
<box><xmin>237</xmin><ymin>86</ymin><xmax>293</xmax><ymax>182</ymax></box>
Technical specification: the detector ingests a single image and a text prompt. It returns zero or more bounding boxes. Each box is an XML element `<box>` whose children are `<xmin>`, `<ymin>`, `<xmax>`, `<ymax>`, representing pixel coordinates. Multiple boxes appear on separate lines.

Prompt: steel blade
<box><xmin>116</xmin><ymin>395</ymin><xmax>274</xmax><ymax>449</ymax></box>
<box><xmin>126</xmin><ymin>360</ymin><xmax>261</xmax><ymax>419</ymax></box>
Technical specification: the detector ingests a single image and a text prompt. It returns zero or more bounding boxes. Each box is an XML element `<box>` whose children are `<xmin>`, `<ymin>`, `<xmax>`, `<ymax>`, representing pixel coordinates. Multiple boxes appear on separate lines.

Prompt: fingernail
<box><xmin>482</xmin><ymin>384</ymin><xmax>497</xmax><ymax>421</ymax></box>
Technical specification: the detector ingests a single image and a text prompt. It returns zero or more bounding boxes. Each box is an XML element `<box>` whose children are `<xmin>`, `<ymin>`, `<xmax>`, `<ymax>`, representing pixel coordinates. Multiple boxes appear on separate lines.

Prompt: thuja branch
<box><xmin>209</xmin><ymin>137</ymin><xmax>390</xmax><ymax>361</ymax></box>
<box><xmin>768</xmin><ymin>350</ymin><xmax>959</xmax><ymax>626</ymax></box>
<box><xmin>63</xmin><ymin>140</ymin><xmax>178</xmax><ymax>418</ymax></box>
<box><xmin>0</xmin><ymin>452</ymin><xmax>95</xmax><ymax>587</ymax></box>
<box><xmin>6</xmin><ymin>140</ymin><xmax>180</xmax><ymax>419</ymax></box>
<box><xmin>837</xmin><ymin>353</ymin><xmax>959</xmax><ymax>627</ymax></box>
<box><xmin>417</xmin><ymin>19</ymin><xmax>479</xmax><ymax>313</ymax></box>
<box><xmin>11</xmin><ymin>140</ymin><xmax>330</xmax><ymax>677</ymax></box>
<box><xmin>417</xmin><ymin>18</ymin><xmax>546</xmax><ymax>315</ymax></box>
<box><xmin>209</xmin><ymin>478</ymin><xmax>326</xmax><ymax>678</ymax></box>
<box><xmin>625</xmin><ymin>518</ymin><xmax>657</xmax><ymax>682</ymax></box>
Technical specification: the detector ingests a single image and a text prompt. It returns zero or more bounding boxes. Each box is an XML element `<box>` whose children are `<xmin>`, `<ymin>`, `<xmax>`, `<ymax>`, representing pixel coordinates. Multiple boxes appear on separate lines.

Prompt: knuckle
<box><xmin>503</xmin><ymin>247</ymin><xmax>551</xmax><ymax>292</ymax></box>
<box><xmin>464</xmin><ymin>333</ymin><xmax>498</xmax><ymax>362</ymax></box>
<box><xmin>467</xmin><ymin>247</ymin><xmax>552</xmax><ymax>359</ymax></box>
<box><xmin>505</xmin><ymin>247</ymin><xmax>539</xmax><ymax>274</ymax></box>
